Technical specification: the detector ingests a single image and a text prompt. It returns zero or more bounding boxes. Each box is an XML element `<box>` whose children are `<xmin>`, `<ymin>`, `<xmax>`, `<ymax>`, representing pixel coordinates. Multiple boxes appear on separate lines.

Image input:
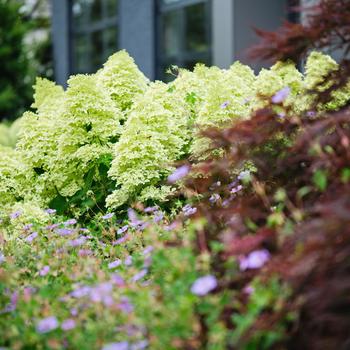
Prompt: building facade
<box><xmin>51</xmin><ymin>0</ymin><xmax>296</xmax><ymax>86</ymax></box>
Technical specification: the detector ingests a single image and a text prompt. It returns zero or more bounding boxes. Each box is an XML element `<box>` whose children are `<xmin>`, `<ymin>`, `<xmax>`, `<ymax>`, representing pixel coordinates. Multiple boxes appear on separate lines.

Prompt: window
<box><xmin>157</xmin><ymin>0</ymin><xmax>211</xmax><ymax>81</ymax></box>
<box><xmin>70</xmin><ymin>0</ymin><xmax>119</xmax><ymax>74</ymax></box>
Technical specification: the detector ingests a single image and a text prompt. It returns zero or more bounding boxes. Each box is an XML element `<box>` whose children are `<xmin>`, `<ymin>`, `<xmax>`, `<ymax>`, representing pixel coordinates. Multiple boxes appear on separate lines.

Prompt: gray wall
<box><xmin>233</xmin><ymin>0</ymin><xmax>289</xmax><ymax>71</ymax></box>
<box><xmin>119</xmin><ymin>0</ymin><xmax>156</xmax><ymax>79</ymax></box>
<box><xmin>213</xmin><ymin>0</ymin><xmax>289</xmax><ymax>71</ymax></box>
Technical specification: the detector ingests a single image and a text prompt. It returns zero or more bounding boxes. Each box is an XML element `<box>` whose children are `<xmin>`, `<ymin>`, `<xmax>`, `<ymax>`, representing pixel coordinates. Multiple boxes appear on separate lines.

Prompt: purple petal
<box><xmin>271</xmin><ymin>86</ymin><xmax>290</xmax><ymax>104</ymax></box>
<box><xmin>25</xmin><ymin>232</ymin><xmax>38</xmax><ymax>243</ymax></box>
<box><xmin>63</xmin><ymin>219</ymin><xmax>77</xmax><ymax>226</ymax></box>
<box><xmin>39</xmin><ymin>265</ymin><xmax>50</xmax><ymax>276</ymax></box>
<box><xmin>131</xmin><ymin>269</ymin><xmax>148</xmax><ymax>282</ymax></box>
<box><xmin>220</xmin><ymin>101</ymin><xmax>230</xmax><ymax>109</ymax></box>
<box><xmin>167</xmin><ymin>165</ymin><xmax>190</xmax><ymax>183</ymax></box>
<box><xmin>36</xmin><ymin>316</ymin><xmax>59</xmax><ymax>334</ymax></box>
<box><xmin>108</xmin><ymin>259</ymin><xmax>122</xmax><ymax>269</ymax></box>
<box><xmin>10</xmin><ymin>211</ymin><xmax>22</xmax><ymax>220</ymax></box>
<box><xmin>45</xmin><ymin>208</ymin><xmax>57</xmax><ymax>215</ymax></box>
<box><xmin>239</xmin><ymin>249</ymin><xmax>270</xmax><ymax>271</ymax></box>
<box><xmin>102</xmin><ymin>213</ymin><xmax>114</xmax><ymax>220</ymax></box>
<box><xmin>61</xmin><ymin>319</ymin><xmax>76</xmax><ymax>331</ymax></box>
<box><xmin>102</xmin><ymin>342</ymin><xmax>129</xmax><ymax>350</ymax></box>
<box><xmin>191</xmin><ymin>275</ymin><xmax>218</xmax><ymax>296</ymax></box>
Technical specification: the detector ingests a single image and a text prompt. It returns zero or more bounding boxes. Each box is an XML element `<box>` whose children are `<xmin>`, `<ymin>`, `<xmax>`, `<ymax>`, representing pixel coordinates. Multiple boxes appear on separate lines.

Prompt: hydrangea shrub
<box><xmin>1</xmin><ymin>50</ymin><xmax>349</xmax><ymax>218</ymax></box>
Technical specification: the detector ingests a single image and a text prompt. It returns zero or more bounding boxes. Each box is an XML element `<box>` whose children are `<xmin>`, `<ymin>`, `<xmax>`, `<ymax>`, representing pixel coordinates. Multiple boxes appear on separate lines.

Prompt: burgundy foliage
<box><xmin>182</xmin><ymin>1</ymin><xmax>350</xmax><ymax>348</ymax></box>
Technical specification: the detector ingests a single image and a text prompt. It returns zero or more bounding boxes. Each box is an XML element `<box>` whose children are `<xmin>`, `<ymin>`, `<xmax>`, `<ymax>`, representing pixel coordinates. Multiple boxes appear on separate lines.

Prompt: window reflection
<box><xmin>158</xmin><ymin>0</ymin><xmax>211</xmax><ymax>81</ymax></box>
<box><xmin>71</xmin><ymin>0</ymin><xmax>119</xmax><ymax>74</ymax></box>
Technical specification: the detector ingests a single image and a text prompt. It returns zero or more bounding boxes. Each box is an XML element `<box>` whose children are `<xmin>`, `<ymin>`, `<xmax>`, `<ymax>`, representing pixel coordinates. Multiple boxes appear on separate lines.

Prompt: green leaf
<box><xmin>312</xmin><ymin>169</ymin><xmax>328</xmax><ymax>191</ymax></box>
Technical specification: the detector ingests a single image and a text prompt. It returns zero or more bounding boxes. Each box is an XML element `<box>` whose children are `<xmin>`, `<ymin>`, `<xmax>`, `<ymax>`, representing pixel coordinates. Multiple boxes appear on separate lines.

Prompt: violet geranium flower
<box><xmin>36</xmin><ymin>316</ymin><xmax>59</xmax><ymax>334</ymax></box>
<box><xmin>102</xmin><ymin>342</ymin><xmax>129</xmax><ymax>350</ymax></box>
<box><xmin>239</xmin><ymin>249</ymin><xmax>270</xmax><ymax>271</ymax></box>
<box><xmin>102</xmin><ymin>213</ymin><xmax>114</xmax><ymax>220</ymax></box>
<box><xmin>61</xmin><ymin>318</ymin><xmax>76</xmax><ymax>331</ymax></box>
<box><xmin>271</xmin><ymin>86</ymin><xmax>290</xmax><ymax>104</ymax></box>
<box><xmin>167</xmin><ymin>165</ymin><xmax>190</xmax><ymax>183</ymax></box>
<box><xmin>191</xmin><ymin>275</ymin><xmax>218</xmax><ymax>296</ymax></box>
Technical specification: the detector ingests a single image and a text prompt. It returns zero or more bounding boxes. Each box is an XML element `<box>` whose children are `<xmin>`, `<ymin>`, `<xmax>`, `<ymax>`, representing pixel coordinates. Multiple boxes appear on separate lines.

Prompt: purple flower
<box><xmin>238</xmin><ymin>170</ymin><xmax>250</xmax><ymax>181</ymax></box>
<box><xmin>0</xmin><ymin>252</ymin><xmax>4</xmax><ymax>264</ymax></box>
<box><xmin>127</xmin><ymin>208</ymin><xmax>138</xmax><ymax>223</ymax></box>
<box><xmin>167</xmin><ymin>165</ymin><xmax>190</xmax><ymax>183</ymax></box>
<box><xmin>56</xmin><ymin>228</ymin><xmax>74</xmax><ymax>236</ymax></box>
<box><xmin>209</xmin><ymin>193</ymin><xmax>221</xmax><ymax>204</ymax></box>
<box><xmin>243</xmin><ymin>285</ymin><xmax>255</xmax><ymax>295</ymax></box>
<box><xmin>220</xmin><ymin>101</ymin><xmax>230</xmax><ymax>109</ymax></box>
<box><xmin>110</xmin><ymin>273</ymin><xmax>125</xmax><ymax>287</ymax></box>
<box><xmin>117</xmin><ymin>297</ymin><xmax>134</xmax><ymax>314</ymax></box>
<box><xmin>191</xmin><ymin>275</ymin><xmax>218</xmax><ymax>296</ymax></box>
<box><xmin>61</xmin><ymin>319</ymin><xmax>76</xmax><ymax>331</ymax></box>
<box><xmin>307</xmin><ymin>110</ymin><xmax>316</xmax><ymax>117</ymax></box>
<box><xmin>102</xmin><ymin>342</ymin><xmax>129</xmax><ymax>350</ymax></box>
<box><xmin>45</xmin><ymin>223</ymin><xmax>59</xmax><ymax>230</ymax></box>
<box><xmin>131</xmin><ymin>340</ymin><xmax>149</xmax><ymax>350</ymax></box>
<box><xmin>25</xmin><ymin>232</ymin><xmax>38</xmax><ymax>243</ymax></box>
<box><xmin>71</xmin><ymin>286</ymin><xmax>92</xmax><ymax>299</ymax></box>
<box><xmin>69</xmin><ymin>236</ymin><xmax>86</xmax><ymax>247</ymax></box>
<box><xmin>70</xmin><ymin>308</ymin><xmax>78</xmax><ymax>316</ymax></box>
<box><xmin>230</xmin><ymin>185</ymin><xmax>243</xmax><ymax>194</ymax></box>
<box><xmin>102</xmin><ymin>213</ymin><xmax>114</xmax><ymax>220</ymax></box>
<box><xmin>153</xmin><ymin>212</ymin><xmax>163</xmax><ymax>223</ymax></box>
<box><xmin>182</xmin><ymin>204</ymin><xmax>197</xmax><ymax>217</ymax></box>
<box><xmin>90</xmin><ymin>282</ymin><xmax>113</xmax><ymax>303</ymax></box>
<box><xmin>144</xmin><ymin>206</ymin><xmax>159</xmax><ymax>213</ymax></box>
<box><xmin>45</xmin><ymin>208</ymin><xmax>56</xmax><ymax>215</ymax></box>
<box><xmin>39</xmin><ymin>265</ymin><xmax>50</xmax><ymax>276</ymax></box>
<box><xmin>239</xmin><ymin>249</ymin><xmax>270</xmax><ymax>271</ymax></box>
<box><xmin>79</xmin><ymin>228</ymin><xmax>89</xmax><ymax>233</ymax></box>
<box><xmin>23</xmin><ymin>223</ymin><xmax>33</xmax><ymax>231</ymax></box>
<box><xmin>113</xmin><ymin>235</ymin><xmax>129</xmax><ymax>246</ymax></box>
<box><xmin>108</xmin><ymin>259</ymin><xmax>122</xmax><ymax>269</ymax></box>
<box><xmin>10</xmin><ymin>211</ymin><xmax>22</xmax><ymax>220</ymax></box>
<box><xmin>36</xmin><ymin>316</ymin><xmax>59</xmax><ymax>334</ymax></box>
<box><xmin>164</xmin><ymin>221</ymin><xmax>178</xmax><ymax>231</ymax></box>
<box><xmin>142</xmin><ymin>246</ymin><xmax>154</xmax><ymax>256</ymax></box>
<box><xmin>271</xmin><ymin>86</ymin><xmax>290</xmax><ymax>104</ymax></box>
<box><xmin>79</xmin><ymin>249</ymin><xmax>93</xmax><ymax>257</ymax></box>
<box><xmin>63</xmin><ymin>219</ymin><xmax>77</xmax><ymax>226</ymax></box>
<box><xmin>124</xmin><ymin>256</ymin><xmax>132</xmax><ymax>266</ymax></box>
<box><xmin>117</xmin><ymin>225</ymin><xmax>129</xmax><ymax>235</ymax></box>
<box><xmin>131</xmin><ymin>269</ymin><xmax>148</xmax><ymax>282</ymax></box>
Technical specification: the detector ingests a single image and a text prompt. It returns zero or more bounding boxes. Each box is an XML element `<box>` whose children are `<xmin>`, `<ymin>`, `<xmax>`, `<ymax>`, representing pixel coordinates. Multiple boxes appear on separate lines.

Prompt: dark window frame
<box><xmin>68</xmin><ymin>0</ymin><xmax>119</xmax><ymax>74</ymax></box>
<box><xmin>156</xmin><ymin>0</ymin><xmax>212</xmax><ymax>80</ymax></box>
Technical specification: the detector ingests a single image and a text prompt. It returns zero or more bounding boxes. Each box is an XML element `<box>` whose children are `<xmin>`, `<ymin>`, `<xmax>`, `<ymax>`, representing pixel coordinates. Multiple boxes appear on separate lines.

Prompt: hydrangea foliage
<box><xmin>0</xmin><ymin>50</ymin><xmax>349</xmax><ymax>216</ymax></box>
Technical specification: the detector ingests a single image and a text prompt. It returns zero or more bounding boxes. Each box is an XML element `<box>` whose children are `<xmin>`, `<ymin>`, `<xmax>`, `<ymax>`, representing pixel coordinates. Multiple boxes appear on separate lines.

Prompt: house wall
<box><xmin>119</xmin><ymin>0</ymin><xmax>156</xmax><ymax>79</ymax></box>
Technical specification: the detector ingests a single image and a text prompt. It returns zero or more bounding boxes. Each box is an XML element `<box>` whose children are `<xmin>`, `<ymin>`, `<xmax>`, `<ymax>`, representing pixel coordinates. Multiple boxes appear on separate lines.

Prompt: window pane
<box><xmin>91</xmin><ymin>30</ymin><xmax>104</xmax><ymax>70</ymax></box>
<box><xmin>72</xmin><ymin>0</ymin><xmax>91</xmax><ymax>28</ymax></box>
<box><xmin>106</xmin><ymin>0</ymin><xmax>118</xmax><ymax>17</ymax></box>
<box><xmin>73</xmin><ymin>34</ymin><xmax>90</xmax><ymax>72</ymax></box>
<box><xmin>91</xmin><ymin>0</ymin><xmax>103</xmax><ymax>22</ymax></box>
<box><xmin>104</xmin><ymin>26</ymin><xmax>118</xmax><ymax>59</ymax></box>
<box><xmin>162</xmin><ymin>9</ymin><xmax>182</xmax><ymax>57</ymax></box>
<box><xmin>184</xmin><ymin>3</ymin><xmax>208</xmax><ymax>52</ymax></box>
